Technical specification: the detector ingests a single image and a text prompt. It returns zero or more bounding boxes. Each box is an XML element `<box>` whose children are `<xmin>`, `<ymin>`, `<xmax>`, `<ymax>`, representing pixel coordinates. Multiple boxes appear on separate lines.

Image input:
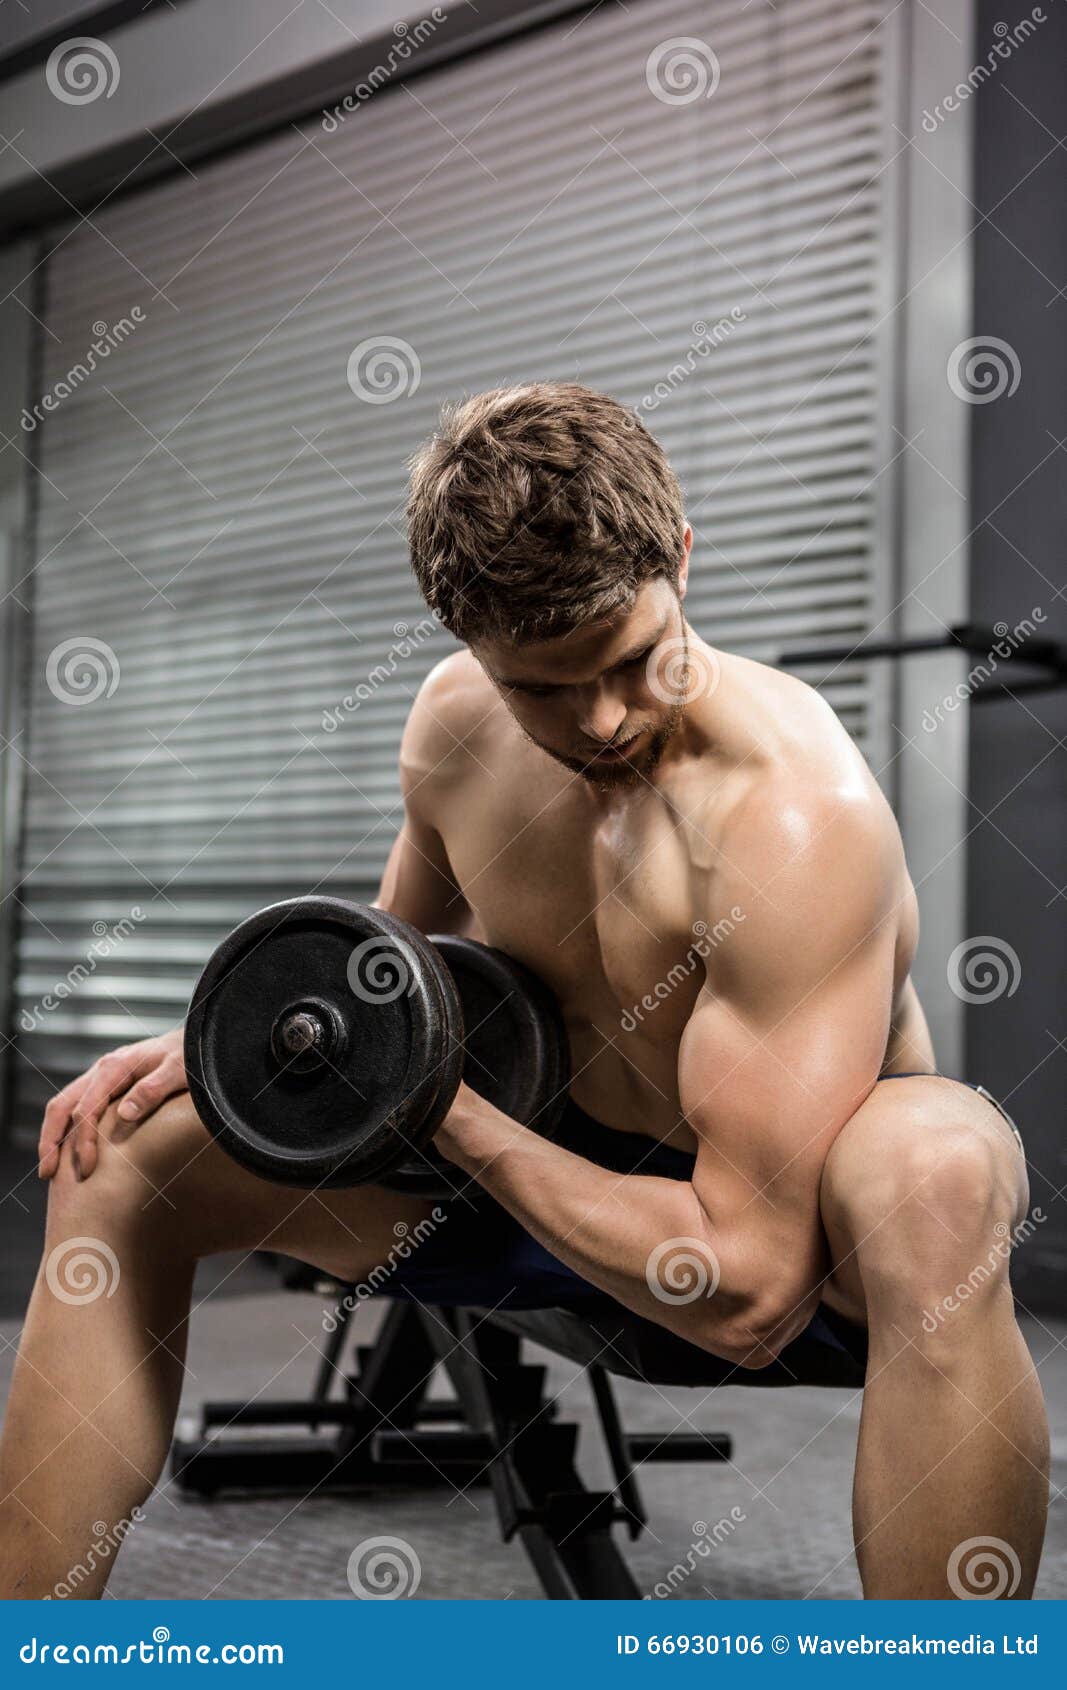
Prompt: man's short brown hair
<box><xmin>406</xmin><ymin>380</ymin><xmax>686</xmax><ymax>644</ymax></box>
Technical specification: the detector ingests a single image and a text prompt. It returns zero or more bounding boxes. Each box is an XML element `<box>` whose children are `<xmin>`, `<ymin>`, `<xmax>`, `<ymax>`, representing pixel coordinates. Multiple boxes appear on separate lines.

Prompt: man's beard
<box><xmin>522</xmin><ymin>694</ymin><xmax>687</xmax><ymax>789</ymax></box>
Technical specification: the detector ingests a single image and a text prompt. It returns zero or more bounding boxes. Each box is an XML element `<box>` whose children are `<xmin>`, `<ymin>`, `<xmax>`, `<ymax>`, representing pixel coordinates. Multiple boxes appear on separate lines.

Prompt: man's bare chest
<box><xmin>438</xmin><ymin>784</ymin><xmax>715</xmax><ymax>1042</ymax></box>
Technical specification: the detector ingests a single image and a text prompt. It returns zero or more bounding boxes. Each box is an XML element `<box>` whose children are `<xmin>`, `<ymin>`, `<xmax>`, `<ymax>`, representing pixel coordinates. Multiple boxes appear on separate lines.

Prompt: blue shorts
<box><xmin>382</xmin><ymin>1073</ymin><xmax>1019</xmax><ymax>1381</ymax></box>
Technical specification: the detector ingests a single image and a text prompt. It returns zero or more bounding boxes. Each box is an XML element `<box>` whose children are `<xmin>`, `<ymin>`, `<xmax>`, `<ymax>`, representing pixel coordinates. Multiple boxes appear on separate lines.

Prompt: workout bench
<box><xmin>170</xmin><ymin>1266</ymin><xmax>866</xmax><ymax>1600</ymax></box>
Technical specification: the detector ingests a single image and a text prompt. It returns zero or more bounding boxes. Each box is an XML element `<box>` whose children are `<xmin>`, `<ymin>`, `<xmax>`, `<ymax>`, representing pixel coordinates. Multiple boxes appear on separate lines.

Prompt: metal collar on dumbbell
<box><xmin>269</xmin><ymin>998</ymin><xmax>347</xmax><ymax>1075</ymax></box>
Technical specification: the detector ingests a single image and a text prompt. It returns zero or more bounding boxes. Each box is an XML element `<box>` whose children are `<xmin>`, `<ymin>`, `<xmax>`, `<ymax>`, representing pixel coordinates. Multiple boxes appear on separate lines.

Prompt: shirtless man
<box><xmin>0</xmin><ymin>382</ymin><xmax>1047</xmax><ymax>1600</ymax></box>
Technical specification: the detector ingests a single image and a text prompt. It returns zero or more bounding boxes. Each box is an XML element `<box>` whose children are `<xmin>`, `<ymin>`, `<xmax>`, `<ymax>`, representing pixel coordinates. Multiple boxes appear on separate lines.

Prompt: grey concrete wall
<box><xmin>967</xmin><ymin>0</ymin><xmax>1067</xmax><ymax>1313</ymax></box>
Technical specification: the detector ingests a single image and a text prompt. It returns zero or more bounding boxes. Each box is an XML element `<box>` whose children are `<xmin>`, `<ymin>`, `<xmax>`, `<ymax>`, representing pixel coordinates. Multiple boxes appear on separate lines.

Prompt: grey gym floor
<box><xmin>1</xmin><ymin>1154</ymin><xmax>1065</xmax><ymax>1601</ymax></box>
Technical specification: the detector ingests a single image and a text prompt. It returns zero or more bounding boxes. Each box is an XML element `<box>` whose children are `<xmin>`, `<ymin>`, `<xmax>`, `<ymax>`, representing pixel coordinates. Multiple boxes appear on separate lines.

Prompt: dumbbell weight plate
<box><xmin>184</xmin><ymin>896</ymin><xmax>464</xmax><ymax>1190</ymax></box>
<box><xmin>379</xmin><ymin>934</ymin><xmax>571</xmax><ymax>1198</ymax></box>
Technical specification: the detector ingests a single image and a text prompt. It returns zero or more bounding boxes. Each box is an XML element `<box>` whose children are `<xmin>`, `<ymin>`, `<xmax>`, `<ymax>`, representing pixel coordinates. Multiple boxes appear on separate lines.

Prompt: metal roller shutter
<box><xmin>12</xmin><ymin>0</ymin><xmax>901</xmax><ymax>1128</ymax></box>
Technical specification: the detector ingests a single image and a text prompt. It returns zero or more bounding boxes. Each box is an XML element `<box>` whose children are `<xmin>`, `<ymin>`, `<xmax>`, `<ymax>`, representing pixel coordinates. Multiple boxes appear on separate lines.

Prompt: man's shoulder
<box><xmin>714</xmin><ymin>648</ymin><xmax>857</xmax><ymax>761</ymax></box>
<box><xmin>690</xmin><ymin>648</ymin><xmax>879</xmax><ymax>802</ymax></box>
<box><xmin>416</xmin><ymin>647</ymin><xmax>492</xmax><ymax>718</ymax></box>
<box><xmin>398</xmin><ymin>648</ymin><xmax>501</xmax><ymax>790</ymax></box>
<box><xmin>689</xmin><ymin>651</ymin><xmax>904</xmax><ymax>915</ymax></box>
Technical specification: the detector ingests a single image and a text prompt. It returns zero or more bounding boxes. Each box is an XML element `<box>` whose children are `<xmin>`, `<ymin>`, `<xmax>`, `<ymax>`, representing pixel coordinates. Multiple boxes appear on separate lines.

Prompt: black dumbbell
<box><xmin>183</xmin><ymin>896</ymin><xmax>570</xmax><ymax>1196</ymax></box>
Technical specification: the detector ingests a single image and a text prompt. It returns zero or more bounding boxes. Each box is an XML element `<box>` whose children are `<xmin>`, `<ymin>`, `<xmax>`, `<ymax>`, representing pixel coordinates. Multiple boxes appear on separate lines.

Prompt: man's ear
<box><xmin>677</xmin><ymin>524</ymin><xmax>692</xmax><ymax>600</ymax></box>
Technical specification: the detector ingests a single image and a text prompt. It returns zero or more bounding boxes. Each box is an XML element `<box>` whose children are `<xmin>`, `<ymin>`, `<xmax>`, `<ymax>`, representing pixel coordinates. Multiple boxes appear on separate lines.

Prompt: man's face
<box><xmin>474</xmin><ymin>575</ymin><xmax>694</xmax><ymax>790</ymax></box>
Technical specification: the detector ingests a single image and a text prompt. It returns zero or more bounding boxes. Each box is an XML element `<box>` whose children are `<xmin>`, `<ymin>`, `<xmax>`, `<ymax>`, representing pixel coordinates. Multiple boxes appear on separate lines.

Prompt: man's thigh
<box><xmin>816</xmin><ymin>1075</ymin><xmax>1029</xmax><ymax>1329</ymax></box>
<box><xmin>74</xmin><ymin>1090</ymin><xmax>441</xmax><ymax>1284</ymax></box>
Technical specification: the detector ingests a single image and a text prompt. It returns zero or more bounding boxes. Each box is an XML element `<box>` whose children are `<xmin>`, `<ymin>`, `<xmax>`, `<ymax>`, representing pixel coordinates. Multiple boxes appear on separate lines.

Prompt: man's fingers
<box><xmin>38</xmin><ymin>1141</ymin><xmax>62</xmax><ymax>1179</ymax></box>
<box><xmin>69</xmin><ymin>1051</ymin><xmax>142</xmax><ymax>1133</ymax></box>
<box><xmin>116</xmin><ymin>1060</ymin><xmax>183</xmax><ymax>1123</ymax></box>
<box><xmin>69</xmin><ymin>1085</ymin><xmax>116</xmax><ymax>1134</ymax></box>
<box><xmin>38</xmin><ymin>1039</ymin><xmax>170</xmax><ymax>1179</ymax></box>
<box><xmin>38</xmin><ymin>1083</ymin><xmax>83</xmax><ymax>1176</ymax></box>
<box><xmin>71</xmin><ymin>1120</ymin><xmax>99</xmax><ymax>1181</ymax></box>
<box><xmin>39</xmin><ymin>1084</ymin><xmax>78</xmax><ymax>1147</ymax></box>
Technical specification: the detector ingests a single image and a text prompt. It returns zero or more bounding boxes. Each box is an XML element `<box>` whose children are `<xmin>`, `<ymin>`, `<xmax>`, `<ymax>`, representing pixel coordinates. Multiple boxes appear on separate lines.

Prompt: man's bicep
<box><xmin>679</xmin><ymin>944</ymin><xmax>890</xmax><ymax>1227</ymax></box>
<box><xmin>679</xmin><ymin>803</ymin><xmax>900</xmax><ymax>1224</ymax></box>
<box><xmin>675</xmin><ymin>968</ymin><xmax>888</xmax><ymax>1350</ymax></box>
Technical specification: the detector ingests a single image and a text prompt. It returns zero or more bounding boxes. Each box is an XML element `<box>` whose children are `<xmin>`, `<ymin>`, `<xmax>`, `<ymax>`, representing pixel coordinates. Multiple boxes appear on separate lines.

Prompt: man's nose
<box><xmin>574</xmin><ymin>683</ymin><xmax>628</xmax><ymax>745</ymax></box>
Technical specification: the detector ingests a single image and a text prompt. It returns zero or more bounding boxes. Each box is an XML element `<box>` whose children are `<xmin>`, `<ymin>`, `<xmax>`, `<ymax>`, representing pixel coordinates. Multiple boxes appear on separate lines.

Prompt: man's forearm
<box><xmin>436</xmin><ymin>1086</ymin><xmax>815</xmax><ymax>1363</ymax></box>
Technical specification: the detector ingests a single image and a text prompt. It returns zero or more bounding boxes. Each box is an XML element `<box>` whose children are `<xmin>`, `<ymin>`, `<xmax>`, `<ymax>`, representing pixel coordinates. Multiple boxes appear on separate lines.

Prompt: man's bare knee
<box><xmin>47</xmin><ymin>1094</ymin><xmax>224</xmax><ymax>1261</ymax></box>
<box><xmin>820</xmin><ymin>1079</ymin><xmax>1027</xmax><ymax>1337</ymax></box>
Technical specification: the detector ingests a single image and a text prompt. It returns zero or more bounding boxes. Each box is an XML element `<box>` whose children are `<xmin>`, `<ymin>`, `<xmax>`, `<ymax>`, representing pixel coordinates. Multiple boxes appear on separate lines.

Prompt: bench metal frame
<box><xmin>170</xmin><ymin>1285</ymin><xmax>733</xmax><ymax>1600</ymax></box>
